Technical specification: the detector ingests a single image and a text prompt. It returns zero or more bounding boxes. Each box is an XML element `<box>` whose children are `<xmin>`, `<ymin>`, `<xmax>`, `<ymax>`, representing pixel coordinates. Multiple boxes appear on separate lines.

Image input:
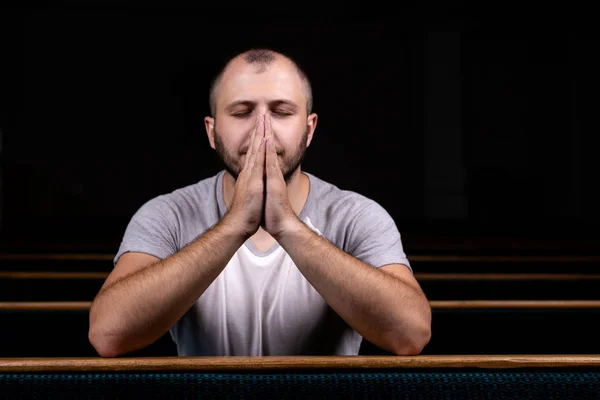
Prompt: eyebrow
<box><xmin>224</xmin><ymin>99</ymin><xmax>299</xmax><ymax>112</ymax></box>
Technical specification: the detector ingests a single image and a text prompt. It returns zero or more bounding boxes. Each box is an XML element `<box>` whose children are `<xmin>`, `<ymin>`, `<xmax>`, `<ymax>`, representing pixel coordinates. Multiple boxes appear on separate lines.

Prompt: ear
<box><xmin>305</xmin><ymin>113</ymin><xmax>318</xmax><ymax>147</ymax></box>
<box><xmin>204</xmin><ymin>116</ymin><xmax>216</xmax><ymax>150</ymax></box>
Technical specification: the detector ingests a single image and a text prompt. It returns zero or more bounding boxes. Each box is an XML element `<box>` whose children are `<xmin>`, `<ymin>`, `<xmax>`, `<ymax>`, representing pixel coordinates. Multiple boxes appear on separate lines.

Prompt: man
<box><xmin>88</xmin><ymin>48</ymin><xmax>432</xmax><ymax>357</ymax></box>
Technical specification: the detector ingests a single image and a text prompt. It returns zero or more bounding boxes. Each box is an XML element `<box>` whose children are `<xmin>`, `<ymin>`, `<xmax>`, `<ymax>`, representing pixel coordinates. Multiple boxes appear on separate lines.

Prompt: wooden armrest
<box><xmin>1</xmin><ymin>355</ymin><xmax>600</xmax><ymax>372</ymax></box>
<box><xmin>2</xmin><ymin>300</ymin><xmax>600</xmax><ymax>311</ymax></box>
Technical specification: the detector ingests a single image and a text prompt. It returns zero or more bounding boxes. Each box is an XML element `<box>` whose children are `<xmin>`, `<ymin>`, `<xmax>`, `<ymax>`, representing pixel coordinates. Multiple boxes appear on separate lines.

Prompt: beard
<box><xmin>214</xmin><ymin>125</ymin><xmax>308</xmax><ymax>184</ymax></box>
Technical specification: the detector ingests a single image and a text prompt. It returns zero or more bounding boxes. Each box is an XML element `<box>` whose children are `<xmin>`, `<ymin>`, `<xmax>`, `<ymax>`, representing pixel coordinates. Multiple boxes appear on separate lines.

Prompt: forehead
<box><xmin>217</xmin><ymin>57</ymin><xmax>306</xmax><ymax>107</ymax></box>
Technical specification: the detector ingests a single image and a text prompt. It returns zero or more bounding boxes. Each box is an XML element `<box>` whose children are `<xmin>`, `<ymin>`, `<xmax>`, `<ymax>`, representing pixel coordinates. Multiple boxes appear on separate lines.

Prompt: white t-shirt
<box><xmin>115</xmin><ymin>170</ymin><xmax>411</xmax><ymax>356</ymax></box>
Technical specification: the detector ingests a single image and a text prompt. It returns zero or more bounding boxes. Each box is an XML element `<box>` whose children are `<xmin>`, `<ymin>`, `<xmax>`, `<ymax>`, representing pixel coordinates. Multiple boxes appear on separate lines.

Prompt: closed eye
<box><xmin>273</xmin><ymin>109</ymin><xmax>293</xmax><ymax>116</ymax></box>
<box><xmin>231</xmin><ymin>109</ymin><xmax>293</xmax><ymax>118</ymax></box>
<box><xmin>231</xmin><ymin>111</ymin><xmax>252</xmax><ymax>118</ymax></box>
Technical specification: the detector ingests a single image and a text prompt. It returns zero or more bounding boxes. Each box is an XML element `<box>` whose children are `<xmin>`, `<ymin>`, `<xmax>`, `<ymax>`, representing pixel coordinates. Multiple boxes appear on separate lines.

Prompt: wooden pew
<box><xmin>2</xmin><ymin>261</ymin><xmax>600</xmax><ymax>301</ymax></box>
<box><xmin>3</xmin><ymin>254</ymin><xmax>600</xmax><ymax>274</ymax></box>
<box><xmin>1</xmin><ymin>252</ymin><xmax>599</xmax><ymax>356</ymax></box>
<box><xmin>4</xmin><ymin>300</ymin><xmax>600</xmax><ymax>310</ymax></box>
<box><xmin>1</xmin><ymin>355</ymin><xmax>599</xmax><ymax>399</ymax></box>
<box><xmin>2</xmin><ymin>301</ymin><xmax>600</xmax><ymax>357</ymax></box>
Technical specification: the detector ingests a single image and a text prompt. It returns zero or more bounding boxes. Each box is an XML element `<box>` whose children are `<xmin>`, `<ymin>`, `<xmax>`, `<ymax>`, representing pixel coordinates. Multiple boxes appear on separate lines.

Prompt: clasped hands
<box><xmin>227</xmin><ymin>113</ymin><xmax>300</xmax><ymax>241</ymax></box>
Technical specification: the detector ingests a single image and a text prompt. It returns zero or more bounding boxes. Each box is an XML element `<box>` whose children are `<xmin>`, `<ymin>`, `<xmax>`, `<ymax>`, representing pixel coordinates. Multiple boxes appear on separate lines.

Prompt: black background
<box><xmin>1</xmin><ymin>4</ymin><xmax>598</xmax><ymax>253</ymax></box>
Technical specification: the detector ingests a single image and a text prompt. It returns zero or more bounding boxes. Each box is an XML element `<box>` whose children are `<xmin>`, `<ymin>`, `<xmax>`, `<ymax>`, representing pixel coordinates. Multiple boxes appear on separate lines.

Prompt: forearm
<box><xmin>277</xmin><ymin>219</ymin><xmax>431</xmax><ymax>355</ymax></box>
<box><xmin>89</xmin><ymin>215</ymin><xmax>247</xmax><ymax>356</ymax></box>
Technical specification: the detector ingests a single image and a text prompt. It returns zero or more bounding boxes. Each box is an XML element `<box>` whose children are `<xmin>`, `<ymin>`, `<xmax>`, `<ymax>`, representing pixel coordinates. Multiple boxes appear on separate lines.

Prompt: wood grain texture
<box><xmin>1</xmin><ymin>355</ymin><xmax>600</xmax><ymax>372</ymax></box>
<box><xmin>2</xmin><ymin>254</ymin><xmax>599</xmax><ymax>262</ymax></box>
<box><xmin>0</xmin><ymin>272</ymin><xmax>108</xmax><ymax>279</ymax></box>
<box><xmin>0</xmin><ymin>254</ymin><xmax>113</xmax><ymax>261</ymax></box>
<box><xmin>3</xmin><ymin>271</ymin><xmax>600</xmax><ymax>281</ymax></box>
<box><xmin>2</xmin><ymin>300</ymin><xmax>600</xmax><ymax>311</ymax></box>
<box><xmin>416</xmin><ymin>273</ymin><xmax>600</xmax><ymax>280</ymax></box>
<box><xmin>430</xmin><ymin>300</ymin><xmax>600</xmax><ymax>309</ymax></box>
<box><xmin>0</xmin><ymin>302</ymin><xmax>91</xmax><ymax>310</ymax></box>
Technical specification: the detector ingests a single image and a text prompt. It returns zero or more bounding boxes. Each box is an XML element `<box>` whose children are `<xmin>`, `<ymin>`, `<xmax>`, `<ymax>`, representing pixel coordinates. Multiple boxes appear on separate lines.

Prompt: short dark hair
<box><xmin>208</xmin><ymin>48</ymin><xmax>313</xmax><ymax>117</ymax></box>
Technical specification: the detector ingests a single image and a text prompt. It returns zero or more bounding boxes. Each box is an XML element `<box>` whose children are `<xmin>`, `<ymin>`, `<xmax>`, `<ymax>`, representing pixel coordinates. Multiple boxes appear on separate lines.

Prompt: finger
<box><xmin>266</xmin><ymin>138</ymin><xmax>283</xmax><ymax>183</ymax></box>
<box><xmin>251</xmin><ymin>134</ymin><xmax>267</xmax><ymax>182</ymax></box>
<box><xmin>260</xmin><ymin>113</ymin><xmax>266</xmax><ymax>139</ymax></box>
<box><xmin>265</xmin><ymin>114</ymin><xmax>281</xmax><ymax>180</ymax></box>
<box><xmin>249</xmin><ymin>117</ymin><xmax>266</xmax><ymax>176</ymax></box>
<box><xmin>244</xmin><ymin>114</ymin><xmax>261</xmax><ymax>169</ymax></box>
<box><xmin>265</xmin><ymin>112</ymin><xmax>273</xmax><ymax>141</ymax></box>
<box><xmin>247</xmin><ymin>115</ymin><xmax>264</xmax><ymax>170</ymax></box>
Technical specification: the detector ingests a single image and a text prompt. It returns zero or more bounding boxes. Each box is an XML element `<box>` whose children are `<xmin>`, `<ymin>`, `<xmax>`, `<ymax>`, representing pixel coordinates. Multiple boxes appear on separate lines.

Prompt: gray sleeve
<box><xmin>346</xmin><ymin>200</ymin><xmax>412</xmax><ymax>272</ymax></box>
<box><xmin>114</xmin><ymin>196</ymin><xmax>180</xmax><ymax>265</ymax></box>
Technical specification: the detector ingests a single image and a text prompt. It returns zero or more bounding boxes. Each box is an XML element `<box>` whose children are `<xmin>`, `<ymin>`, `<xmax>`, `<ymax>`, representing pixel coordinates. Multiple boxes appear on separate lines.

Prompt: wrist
<box><xmin>273</xmin><ymin>216</ymin><xmax>306</xmax><ymax>243</ymax></box>
<box><xmin>220</xmin><ymin>213</ymin><xmax>255</xmax><ymax>243</ymax></box>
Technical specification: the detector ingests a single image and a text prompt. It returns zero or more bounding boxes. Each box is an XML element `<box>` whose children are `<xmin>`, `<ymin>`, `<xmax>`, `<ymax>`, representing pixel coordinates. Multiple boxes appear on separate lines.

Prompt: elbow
<box><xmin>388</xmin><ymin>319</ymin><xmax>432</xmax><ymax>356</ymax></box>
<box><xmin>89</xmin><ymin>312</ymin><xmax>126</xmax><ymax>357</ymax></box>
<box><xmin>88</xmin><ymin>310</ymin><xmax>156</xmax><ymax>358</ymax></box>
<box><xmin>88</xmin><ymin>300</ymin><xmax>128</xmax><ymax>357</ymax></box>
<box><xmin>88</xmin><ymin>328</ymin><xmax>124</xmax><ymax>358</ymax></box>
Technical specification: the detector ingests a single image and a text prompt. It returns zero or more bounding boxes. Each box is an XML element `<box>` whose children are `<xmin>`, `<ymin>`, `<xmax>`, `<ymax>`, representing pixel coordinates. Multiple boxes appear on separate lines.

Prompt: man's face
<box><xmin>214</xmin><ymin>123</ymin><xmax>308</xmax><ymax>183</ymax></box>
<box><xmin>207</xmin><ymin>57</ymin><xmax>315</xmax><ymax>183</ymax></box>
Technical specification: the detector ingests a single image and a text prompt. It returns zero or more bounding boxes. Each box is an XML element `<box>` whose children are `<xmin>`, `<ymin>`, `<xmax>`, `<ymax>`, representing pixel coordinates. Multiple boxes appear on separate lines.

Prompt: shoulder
<box><xmin>305</xmin><ymin>172</ymin><xmax>384</xmax><ymax>218</ymax></box>
<box><xmin>122</xmin><ymin>171</ymin><xmax>223</xmax><ymax>250</ymax></box>
<box><xmin>304</xmin><ymin>173</ymin><xmax>407</xmax><ymax>267</ymax></box>
<box><xmin>134</xmin><ymin>171</ymin><xmax>222</xmax><ymax>220</ymax></box>
<box><xmin>303</xmin><ymin>172</ymin><xmax>395</xmax><ymax>244</ymax></box>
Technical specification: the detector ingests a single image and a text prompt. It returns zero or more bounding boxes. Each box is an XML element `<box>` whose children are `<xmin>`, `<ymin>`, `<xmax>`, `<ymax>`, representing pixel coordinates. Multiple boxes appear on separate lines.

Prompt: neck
<box><xmin>222</xmin><ymin>167</ymin><xmax>309</xmax><ymax>217</ymax></box>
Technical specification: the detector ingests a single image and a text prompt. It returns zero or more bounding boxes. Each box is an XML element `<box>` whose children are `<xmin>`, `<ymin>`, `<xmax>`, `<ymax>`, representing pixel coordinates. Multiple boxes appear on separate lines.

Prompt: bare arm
<box><xmin>276</xmin><ymin>219</ymin><xmax>432</xmax><ymax>356</ymax></box>
<box><xmin>88</xmin><ymin>215</ymin><xmax>247</xmax><ymax>357</ymax></box>
<box><xmin>259</xmin><ymin>112</ymin><xmax>430</xmax><ymax>354</ymax></box>
<box><xmin>90</xmin><ymin>114</ymin><xmax>268</xmax><ymax>357</ymax></box>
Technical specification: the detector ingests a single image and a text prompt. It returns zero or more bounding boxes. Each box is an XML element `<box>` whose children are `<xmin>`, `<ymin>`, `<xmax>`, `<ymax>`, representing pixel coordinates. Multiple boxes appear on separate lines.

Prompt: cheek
<box><xmin>271</xmin><ymin>117</ymin><xmax>305</xmax><ymax>140</ymax></box>
<box><xmin>219</xmin><ymin>120</ymin><xmax>255</xmax><ymax>147</ymax></box>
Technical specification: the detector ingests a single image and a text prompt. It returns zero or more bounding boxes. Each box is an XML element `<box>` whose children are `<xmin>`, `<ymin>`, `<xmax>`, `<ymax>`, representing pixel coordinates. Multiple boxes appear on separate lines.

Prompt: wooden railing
<box><xmin>2</xmin><ymin>355</ymin><xmax>600</xmax><ymax>371</ymax></box>
<box><xmin>2</xmin><ymin>253</ymin><xmax>599</xmax><ymax>262</ymax></box>
<box><xmin>3</xmin><ymin>271</ymin><xmax>600</xmax><ymax>281</ymax></box>
<box><xmin>2</xmin><ymin>300</ymin><xmax>600</xmax><ymax>311</ymax></box>
<box><xmin>1</xmin><ymin>252</ymin><xmax>598</xmax><ymax>358</ymax></box>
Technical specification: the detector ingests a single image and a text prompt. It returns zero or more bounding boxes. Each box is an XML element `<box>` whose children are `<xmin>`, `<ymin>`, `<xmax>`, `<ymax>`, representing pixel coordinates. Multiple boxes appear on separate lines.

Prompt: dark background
<box><xmin>1</xmin><ymin>4</ymin><xmax>598</xmax><ymax>254</ymax></box>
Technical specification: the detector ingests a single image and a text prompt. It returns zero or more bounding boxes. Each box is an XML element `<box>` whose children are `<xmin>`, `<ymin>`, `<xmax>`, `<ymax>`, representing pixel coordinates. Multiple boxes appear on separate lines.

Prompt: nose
<box><xmin>256</xmin><ymin>106</ymin><xmax>268</xmax><ymax>116</ymax></box>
